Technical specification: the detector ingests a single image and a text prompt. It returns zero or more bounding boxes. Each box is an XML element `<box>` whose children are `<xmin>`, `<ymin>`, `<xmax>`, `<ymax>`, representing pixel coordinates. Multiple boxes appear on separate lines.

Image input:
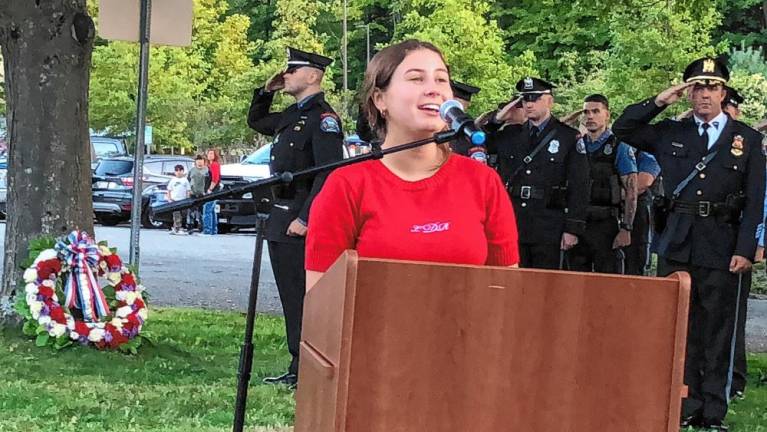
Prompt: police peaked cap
<box><xmin>683</xmin><ymin>57</ymin><xmax>730</xmax><ymax>85</ymax></box>
<box><xmin>724</xmin><ymin>86</ymin><xmax>744</xmax><ymax>107</ymax></box>
<box><xmin>450</xmin><ymin>80</ymin><xmax>481</xmax><ymax>101</ymax></box>
<box><xmin>286</xmin><ymin>47</ymin><xmax>333</xmax><ymax>72</ymax></box>
<box><xmin>516</xmin><ymin>77</ymin><xmax>556</xmax><ymax>94</ymax></box>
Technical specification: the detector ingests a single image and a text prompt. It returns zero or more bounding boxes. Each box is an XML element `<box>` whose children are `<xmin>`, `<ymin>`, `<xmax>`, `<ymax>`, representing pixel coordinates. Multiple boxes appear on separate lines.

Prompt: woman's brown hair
<box><xmin>206</xmin><ymin>148</ymin><xmax>221</xmax><ymax>164</ymax></box>
<box><xmin>360</xmin><ymin>39</ymin><xmax>449</xmax><ymax>140</ymax></box>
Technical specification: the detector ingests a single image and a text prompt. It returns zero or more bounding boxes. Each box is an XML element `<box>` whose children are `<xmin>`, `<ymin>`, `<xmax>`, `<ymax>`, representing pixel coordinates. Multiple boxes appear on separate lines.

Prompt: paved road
<box><xmin>0</xmin><ymin>223</ymin><xmax>765</xmax><ymax>351</ymax></box>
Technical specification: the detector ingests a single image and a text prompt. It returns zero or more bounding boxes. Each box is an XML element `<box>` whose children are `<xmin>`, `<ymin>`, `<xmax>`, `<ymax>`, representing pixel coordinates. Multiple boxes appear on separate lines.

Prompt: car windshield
<box><xmin>242</xmin><ymin>145</ymin><xmax>271</xmax><ymax>165</ymax></box>
<box><xmin>92</xmin><ymin>139</ymin><xmax>125</xmax><ymax>158</ymax></box>
<box><xmin>94</xmin><ymin>160</ymin><xmax>133</xmax><ymax>176</ymax></box>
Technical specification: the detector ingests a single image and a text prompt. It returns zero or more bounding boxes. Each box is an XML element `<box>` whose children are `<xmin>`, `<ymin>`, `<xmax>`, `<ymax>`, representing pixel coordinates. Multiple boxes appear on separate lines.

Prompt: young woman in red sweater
<box><xmin>305</xmin><ymin>40</ymin><xmax>519</xmax><ymax>289</ymax></box>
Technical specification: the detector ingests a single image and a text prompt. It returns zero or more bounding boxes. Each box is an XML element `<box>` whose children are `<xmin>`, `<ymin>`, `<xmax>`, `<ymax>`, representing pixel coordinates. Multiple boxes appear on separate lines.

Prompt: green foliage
<box><xmin>89</xmin><ymin>0</ymin><xmax>258</xmax><ymax>152</ymax></box>
<box><xmin>729</xmin><ymin>71</ymin><xmax>767</xmax><ymax>125</ymax></box>
<box><xmin>394</xmin><ymin>0</ymin><xmax>538</xmax><ymax>115</ymax></box>
<box><xmin>554</xmin><ymin>2</ymin><xmax>726</xmax><ymax>117</ymax></box>
<box><xmin>730</xmin><ymin>44</ymin><xmax>767</xmax><ymax>77</ymax></box>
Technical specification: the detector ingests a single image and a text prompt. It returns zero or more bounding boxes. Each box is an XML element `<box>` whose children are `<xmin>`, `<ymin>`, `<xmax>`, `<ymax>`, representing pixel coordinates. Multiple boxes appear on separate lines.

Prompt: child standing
<box><xmin>166</xmin><ymin>164</ymin><xmax>191</xmax><ymax>234</ymax></box>
<box><xmin>187</xmin><ymin>155</ymin><xmax>209</xmax><ymax>232</ymax></box>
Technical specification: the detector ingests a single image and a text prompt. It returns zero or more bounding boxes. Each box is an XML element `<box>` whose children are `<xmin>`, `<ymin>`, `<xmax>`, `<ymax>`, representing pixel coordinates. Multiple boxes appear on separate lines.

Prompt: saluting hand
<box><xmin>495</xmin><ymin>96</ymin><xmax>523</xmax><ymax>124</ymax></box>
<box><xmin>559</xmin><ymin>109</ymin><xmax>583</xmax><ymax>127</ymax></box>
<box><xmin>729</xmin><ymin>255</ymin><xmax>752</xmax><ymax>273</ymax></box>
<box><xmin>266</xmin><ymin>72</ymin><xmax>286</xmax><ymax>92</ymax></box>
<box><xmin>655</xmin><ymin>82</ymin><xmax>694</xmax><ymax>107</ymax></box>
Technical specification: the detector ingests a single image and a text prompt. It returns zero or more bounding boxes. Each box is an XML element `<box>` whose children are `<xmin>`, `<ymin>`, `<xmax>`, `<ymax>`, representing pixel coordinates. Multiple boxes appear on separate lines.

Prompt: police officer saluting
<box><xmin>247</xmin><ymin>47</ymin><xmax>345</xmax><ymax>388</ymax></box>
<box><xmin>485</xmin><ymin>77</ymin><xmax>589</xmax><ymax>269</ymax></box>
<box><xmin>568</xmin><ymin>94</ymin><xmax>639</xmax><ymax>274</ymax></box>
<box><xmin>613</xmin><ymin>58</ymin><xmax>765</xmax><ymax>430</ymax></box>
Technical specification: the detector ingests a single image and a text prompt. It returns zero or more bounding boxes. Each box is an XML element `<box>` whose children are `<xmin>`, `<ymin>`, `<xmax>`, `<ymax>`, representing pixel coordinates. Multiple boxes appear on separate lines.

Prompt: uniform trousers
<box><xmin>732</xmin><ymin>272</ymin><xmax>751</xmax><ymax>396</ymax></box>
<box><xmin>658</xmin><ymin>257</ymin><xmax>744</xmax><ymax>423</ymax></box>
<box><xmin>625</xmin><ymin>197</ymin><xmax>652</xmax><ymax>275</ymax></box>
<box><xmin>568</xmin><ymin>217</ymin><xmax>622</xmax><ymax>274</ymax></box>
<box><xmin>268</xmin><ymin>240</ymin><xmax>306</xmax><ymax>375</ymax></box>
<box><xmin>519</xmin><ymin>243</ymin><xmax>562</xmax><ymax>270</ymax></box>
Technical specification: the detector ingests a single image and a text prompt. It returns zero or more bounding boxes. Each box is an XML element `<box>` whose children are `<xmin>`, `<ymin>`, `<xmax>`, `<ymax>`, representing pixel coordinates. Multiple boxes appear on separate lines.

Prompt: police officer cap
<box><xmin>450</xmin><ymin>80</ymin><xmax>481</xmax><ymax>102</ymax></box>
<box><xmin>724</xmin><ymin>86</ymin><xmax>744</xmax><ymax>108</ymax></box>
<box><xmin>516</xmin><ymin>77</ymin><xmax>556</xmax><ymax>94</ymax></box>
<box><xmin>286</xmin><ymin>47</ymin><xmax>333</xmax><ymax>72</ymax></box>
<box><xmin>683</xmin><ymin>57</ymin><xmax>729</xmax><ymax>85</ymax></box>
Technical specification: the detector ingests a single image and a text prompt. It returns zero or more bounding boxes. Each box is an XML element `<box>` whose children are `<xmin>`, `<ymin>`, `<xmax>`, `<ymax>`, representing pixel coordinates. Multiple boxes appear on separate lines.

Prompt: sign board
<box><xmin>98</xmin><ymin>0</ymin><xmax>193</xmax><ymax>47</ymax></box>
<box><xmin>144</xmin><ymin>125</ymin><xmax>153</xmax><ymax>145</ymax></box>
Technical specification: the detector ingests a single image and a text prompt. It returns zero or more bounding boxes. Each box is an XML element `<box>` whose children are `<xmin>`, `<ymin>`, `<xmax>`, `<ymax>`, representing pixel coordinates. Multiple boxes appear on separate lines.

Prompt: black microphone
<box><xmin>440</xmin><ymin>100</ymin><xmax>487</xmax><ymax>163</ymax></box>
<box><xmin>439</xmin><ymin>99</ymin><xmax>487</xmax><ymax>146</ymax></box>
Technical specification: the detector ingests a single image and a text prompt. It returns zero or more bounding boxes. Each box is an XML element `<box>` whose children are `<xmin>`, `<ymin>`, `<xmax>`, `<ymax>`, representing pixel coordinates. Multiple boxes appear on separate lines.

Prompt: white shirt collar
<box><xmin>693</xmin><ymin>111</ymin><xmax>728</xmax><ymax>131</ymax></box>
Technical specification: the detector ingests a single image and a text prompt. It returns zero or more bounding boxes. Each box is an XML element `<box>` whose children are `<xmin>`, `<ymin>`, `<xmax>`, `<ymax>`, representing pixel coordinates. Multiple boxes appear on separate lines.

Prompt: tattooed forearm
<box><xmin>622</xmin><ymin>173</ymin><xmax>638</xmax><ymax>226</ymax></box>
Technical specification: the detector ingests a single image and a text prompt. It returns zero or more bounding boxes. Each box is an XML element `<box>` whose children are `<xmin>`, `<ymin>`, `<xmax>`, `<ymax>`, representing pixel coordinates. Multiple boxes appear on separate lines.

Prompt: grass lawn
<box><xmin>0</xmin><ymin>307</ymin><xmax>765</xmax><ymax>432</ymax></box>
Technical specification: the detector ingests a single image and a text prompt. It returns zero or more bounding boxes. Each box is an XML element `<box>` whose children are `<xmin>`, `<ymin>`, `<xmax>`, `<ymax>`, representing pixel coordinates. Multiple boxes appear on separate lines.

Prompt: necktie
<box><xmin>530</xmin><ymin>127</ymin><xmax>540</xmax><ymax>142</ymax></box>
<box><xmin>701</xmin><ymin>122</ymin><xmax>710</xmax><ymax>149</ymax></box>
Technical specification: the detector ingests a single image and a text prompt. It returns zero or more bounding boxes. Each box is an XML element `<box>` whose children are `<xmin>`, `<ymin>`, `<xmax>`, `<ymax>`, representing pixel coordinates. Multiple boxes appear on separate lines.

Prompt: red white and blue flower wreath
<box><xmin>15</xmin><ymin>231</ymin><xmax>148</xmax><ymax>351</ymax></box>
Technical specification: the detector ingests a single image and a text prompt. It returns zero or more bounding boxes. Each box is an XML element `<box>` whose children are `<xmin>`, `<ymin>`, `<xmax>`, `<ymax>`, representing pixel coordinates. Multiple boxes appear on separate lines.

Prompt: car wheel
<box><xmin>141</xmin><ymin>205</ymin><xmax>167</xmax><ymax>229</ymax></box>
<box><xmin>96</xmin><ymin>215</ymin><xmax>123</xmax><ymax>226</ymax></box>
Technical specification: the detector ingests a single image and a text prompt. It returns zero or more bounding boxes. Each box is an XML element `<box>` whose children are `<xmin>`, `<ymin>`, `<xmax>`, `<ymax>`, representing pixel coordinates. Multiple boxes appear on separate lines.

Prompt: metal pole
<box><xmin>342</xmin><ymin>0</ymin><xmax>348</xmax><ymax>114</ymax></box>
<box><xmin>232</xmin><ymin>211</ymin><xmax>268</xmax><ymax>432</ymax></box>
<box><xmin>366</xmin><ymin>24</ymin><xmax>370</xmax><ymax>64</ymax></box>
<box><xmin>129</xmin><ymin>0</ymin><xmax>151</xmax><ymax>272</ymax></box>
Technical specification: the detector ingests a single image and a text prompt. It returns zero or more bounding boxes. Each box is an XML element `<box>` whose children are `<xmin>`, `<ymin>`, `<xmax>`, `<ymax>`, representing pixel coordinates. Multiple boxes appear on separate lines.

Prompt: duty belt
<box><xmin>669</xmin><ymin>199</ymin><xmax>722</xmax><ymax>217</ymax></box>
<box><xmin>509</xmin><ymin>185</ymin><xmax>546</xmax><ymax>200</ymax></box>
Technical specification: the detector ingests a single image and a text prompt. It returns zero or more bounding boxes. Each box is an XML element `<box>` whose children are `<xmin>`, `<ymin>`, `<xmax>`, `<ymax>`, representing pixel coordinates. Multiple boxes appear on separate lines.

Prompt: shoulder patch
<box><xmin>320</xmin><ymin>112</ymin><xmax>341</xmax><ymax>134</ymax></box>
<box><xmin>576</xmin><ymin>138</ymin><xmax>586</xmax><ymax>154</ymax></box>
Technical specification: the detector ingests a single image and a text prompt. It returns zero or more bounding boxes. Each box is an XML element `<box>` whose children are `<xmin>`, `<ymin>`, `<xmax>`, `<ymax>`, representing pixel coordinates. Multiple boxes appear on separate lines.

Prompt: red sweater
<box><xmin>306</xmin><ymin>154</ymin><xmax>519</xmax><ymax>272</ymax></box>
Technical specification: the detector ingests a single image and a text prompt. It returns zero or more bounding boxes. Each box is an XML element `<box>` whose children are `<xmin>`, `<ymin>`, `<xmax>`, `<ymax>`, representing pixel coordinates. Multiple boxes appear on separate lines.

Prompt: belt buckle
<box><xmin>698</xmin><ymin>201</ymin><xmax>711</xmax><ymax>217</ymax></box>
<box><xmin>520</xmin><ymin>186</ymin><xmax>532</xmax><ymax>199</ymax></box>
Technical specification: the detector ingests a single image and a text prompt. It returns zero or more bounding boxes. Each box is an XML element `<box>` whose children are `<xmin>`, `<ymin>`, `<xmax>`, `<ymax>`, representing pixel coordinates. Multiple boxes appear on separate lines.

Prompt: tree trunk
<box><xmin>0</xmin><ymin>1</ymin><xmax>94</xmax><ymax>302</ymax></box>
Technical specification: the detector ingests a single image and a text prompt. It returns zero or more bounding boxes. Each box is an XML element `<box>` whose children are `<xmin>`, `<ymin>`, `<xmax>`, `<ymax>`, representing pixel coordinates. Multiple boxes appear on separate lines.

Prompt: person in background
<box><xmin>449</xmin><ymin>80</ymin><xmax>483</xmax><ymax>160</ymax></box>
<box><xmin>187</xmin><ymin>154</ymin><xmax>209</xmax><ymax>233</ymax></box>
<box><xmin>206</xmin><ymin>148</ymin><xmax>222</xmax><ymax>193</ymax></box>
<box><xmin>305</xmin><ymin>39</ymin><xmax>519</xmax><ymax>289</ymax></box>
<box><xmin>166</xmin><ymin>164</ymin><xmax>191</xmax><ymax>235</ymax></box>
<box><xmin>624</xmin><ymin>151</ymin><xmax>661</xmax><ymax>275</ymax></box>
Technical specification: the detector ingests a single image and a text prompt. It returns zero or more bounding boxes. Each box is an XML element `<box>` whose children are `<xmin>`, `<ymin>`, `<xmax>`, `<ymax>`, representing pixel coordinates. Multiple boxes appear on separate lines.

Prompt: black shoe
<box><xmin>680</xmin><ymin>414</ymin><xmax>703</xmax><ymax>428</ymax></box>
<box><xmin>702</xmin><ymin>419</ymin><xmax>729</xmax><ymax>431</ymax></box>
<box><xmin>262</xmin><ymin>372</ymin><xmax>297</xmax><ymax>386</ymax></box>
<box><xmin>729</xmin><ymin>390</ymin><xmax>745</xmax><ymax>400</ymax></box>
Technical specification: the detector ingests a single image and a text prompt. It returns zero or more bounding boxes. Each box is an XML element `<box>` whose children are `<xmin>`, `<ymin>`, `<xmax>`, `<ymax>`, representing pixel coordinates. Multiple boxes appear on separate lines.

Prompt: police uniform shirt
<box><xmin>583</xmin><ymin>130</ymin><xmax>638</xmax><ymax>176</ymax></box>
<box><xmin>247</xmin><ymin>87</ymin><xmax>345</xmax><ymax>243</ymax></box>
<box><xmin>636</xmin><ymin>151</ymin><xmax>661</xmax><ymax>178</ymax></box>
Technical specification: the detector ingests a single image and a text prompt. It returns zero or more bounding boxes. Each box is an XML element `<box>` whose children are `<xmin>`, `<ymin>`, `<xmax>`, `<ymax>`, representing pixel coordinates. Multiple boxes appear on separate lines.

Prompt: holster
<box><xmin>652</xmin><ymin>195</ymin><xmax>671</xmax><ymax>233</ymax></box>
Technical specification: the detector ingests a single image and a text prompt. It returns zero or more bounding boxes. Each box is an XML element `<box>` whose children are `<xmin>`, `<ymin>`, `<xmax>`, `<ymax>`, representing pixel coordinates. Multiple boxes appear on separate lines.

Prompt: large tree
<box><xmin>0</xmin><ymin>1</ymin><xmax>95</xmax><ymax>303</ymax></box>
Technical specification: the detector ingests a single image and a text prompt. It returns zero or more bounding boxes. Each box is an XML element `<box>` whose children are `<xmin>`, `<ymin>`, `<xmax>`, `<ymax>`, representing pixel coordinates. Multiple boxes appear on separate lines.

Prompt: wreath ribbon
<box><xmin>55</xmin><ymin>231</ymin><xmax>110</xmax><ymax>321</ymax></box>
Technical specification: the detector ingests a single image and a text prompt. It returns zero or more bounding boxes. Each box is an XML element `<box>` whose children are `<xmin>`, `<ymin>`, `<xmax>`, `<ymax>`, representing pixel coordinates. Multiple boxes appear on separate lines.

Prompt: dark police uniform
<box><xmin>569</xmin><ymin>131</ymin><xmax>637</xmax><ymax>273</ymax></box>
<box><xmin>485</xmin><ymin>77</ymin><xmax>588</xmax><ymax>269</ymax></box>
<box><xmin>247</xmin><ymin>48</ymin><xmax>344</xmax><ymax>380</ymax></box>
<box><xmin>625</xmin><ymin>151</ymin><xmax>661</xmax><ymax>275</ymax></box>
<box><xmin>449</xmin><ymin>80</ymin><xmax>483</xmax><ymax>160</ymax></box>
<box><xmin>613</xmin><ymin>58</ymin><xmax>765</xmax><ymax>428</ymax></box>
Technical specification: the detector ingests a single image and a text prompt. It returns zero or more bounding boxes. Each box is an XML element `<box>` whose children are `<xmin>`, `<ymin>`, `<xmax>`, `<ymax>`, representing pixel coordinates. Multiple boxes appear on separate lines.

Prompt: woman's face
<box><xmin>374</xmin><ymin>49</ymin><xmax>452</xmax><ymax>138</ymax></box>
<box><xmin>207</xmin><ymin>150</ymin><xmax>215</xmax><ymax>161</ymax></box>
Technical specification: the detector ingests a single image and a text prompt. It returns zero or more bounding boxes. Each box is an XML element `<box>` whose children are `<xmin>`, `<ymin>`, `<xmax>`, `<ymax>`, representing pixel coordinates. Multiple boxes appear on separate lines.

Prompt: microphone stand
<box><xmin>151</xmin><ymin>129</ymin><xmax>459</xmax><ymax>432</ymax></box>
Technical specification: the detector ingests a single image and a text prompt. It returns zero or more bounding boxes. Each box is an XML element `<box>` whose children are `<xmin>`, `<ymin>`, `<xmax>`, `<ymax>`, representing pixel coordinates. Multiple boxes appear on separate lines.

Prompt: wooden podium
<box><xmin>295</xmin><ymin>251</ymin><xmax>690</xmax><ymax>432</ymax></box>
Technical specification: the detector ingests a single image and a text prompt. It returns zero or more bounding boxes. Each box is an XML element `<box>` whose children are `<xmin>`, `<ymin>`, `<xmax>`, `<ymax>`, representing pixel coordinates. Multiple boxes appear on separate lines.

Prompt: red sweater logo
<box><xmin>410</xmin><ymin>222</ymin><xmax>450</xmax><ymax>234</ymax></box>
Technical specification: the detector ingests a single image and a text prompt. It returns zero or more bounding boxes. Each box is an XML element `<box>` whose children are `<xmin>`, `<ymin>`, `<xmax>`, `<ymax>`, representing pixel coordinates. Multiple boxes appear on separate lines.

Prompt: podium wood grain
<box><xmin>295</xmin><ymin>251</ymin><xmax>690</xmax><ymax>432</ymax></box>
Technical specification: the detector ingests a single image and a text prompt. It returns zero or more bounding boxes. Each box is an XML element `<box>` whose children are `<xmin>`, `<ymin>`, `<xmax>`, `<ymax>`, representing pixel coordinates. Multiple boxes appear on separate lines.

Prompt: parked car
<box><xmin>90</xmin><ymin>136</ymin><xmax>128</xmax><ymax>171</ymax></box>
<box><xmin>216</xmin><ymin>145</ymin><xmax>272</xmax><ymax>232</ymax></box>
<box><xmin>92</xmin><ymin>155</ymin><xmax>193</xmax><ymax>226</ymax></box>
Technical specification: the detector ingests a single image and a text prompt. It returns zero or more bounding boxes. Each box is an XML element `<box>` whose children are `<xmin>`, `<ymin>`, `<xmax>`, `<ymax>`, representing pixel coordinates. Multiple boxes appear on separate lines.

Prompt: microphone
<box><xmin>439</xmin><ymin>100</ymin><xmax>486</xmax><ymax>146</ymax></box>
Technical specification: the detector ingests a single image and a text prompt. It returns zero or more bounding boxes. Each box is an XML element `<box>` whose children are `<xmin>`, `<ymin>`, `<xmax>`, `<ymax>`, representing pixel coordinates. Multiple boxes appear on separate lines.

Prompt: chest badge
<box><xmin>603</xmin><ymin>144</ymin><xmax>613</xmax><ymax>155</ymax></box>
<box><xmin>731</xmin><ymin>135</ymin><xmax>744</xmax><ymax>157</ymax></box>
<box><xmin>548</xmin><ymin>140</ymin><xmax>560</xmax><ymax>154</ymax></box>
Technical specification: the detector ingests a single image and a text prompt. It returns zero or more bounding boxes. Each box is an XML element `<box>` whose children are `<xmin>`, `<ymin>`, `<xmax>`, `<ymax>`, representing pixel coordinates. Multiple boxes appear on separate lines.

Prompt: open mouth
<box><xmin>418</xmin><ymin>103</ymin><xmax>441</xmax><ymax>114</ymax></box>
